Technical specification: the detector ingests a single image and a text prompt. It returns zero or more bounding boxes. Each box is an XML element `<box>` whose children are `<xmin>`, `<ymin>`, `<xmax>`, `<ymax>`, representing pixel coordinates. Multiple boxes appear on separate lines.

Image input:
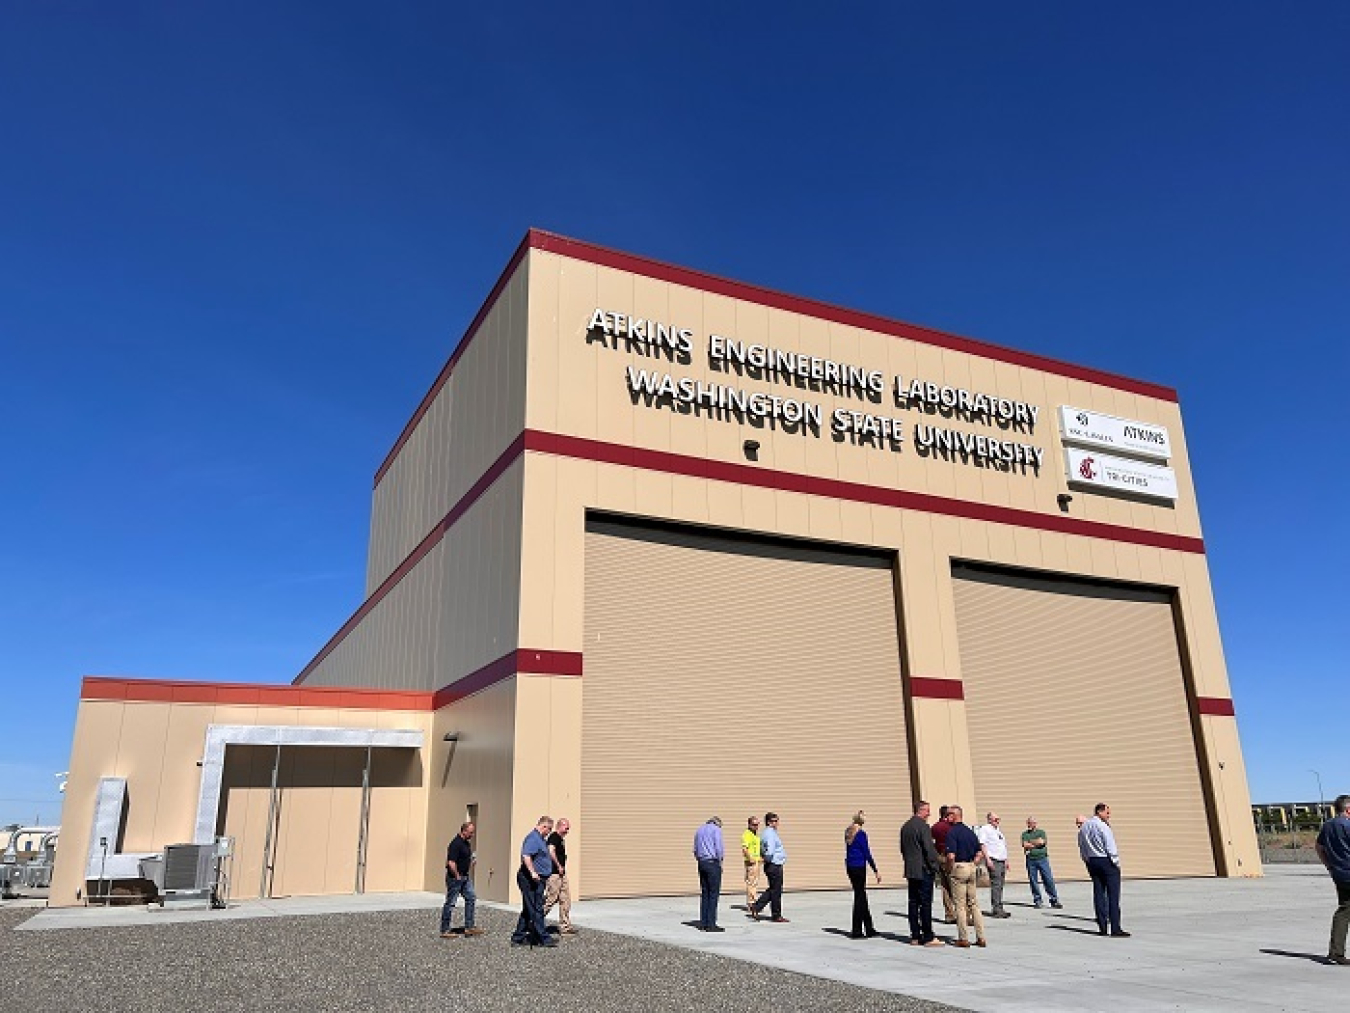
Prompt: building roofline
<box><xmin>373</xmin><ymin>228</ymin><xmax>1180</xmax><ymax>489</ymax></box>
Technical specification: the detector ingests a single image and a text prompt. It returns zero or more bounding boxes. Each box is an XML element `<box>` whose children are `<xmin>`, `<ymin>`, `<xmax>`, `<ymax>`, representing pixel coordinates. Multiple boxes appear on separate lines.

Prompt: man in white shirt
<box><xmin>976</xmin><ymin>812</ymin><xmax>1011</xmax><ymax>918</ymax></box>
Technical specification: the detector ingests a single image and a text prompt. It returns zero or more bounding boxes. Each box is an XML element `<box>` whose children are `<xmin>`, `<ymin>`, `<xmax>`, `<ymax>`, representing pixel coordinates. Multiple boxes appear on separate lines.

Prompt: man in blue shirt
<box><xmin>692</xmin><ymin>816</ymin><xmax>725</xmax><ymax>932</ymax></box>
<box><xmin>1316</xmin><ymin>793</ymin><xmax>1350</xmax><ymax>966</ymax></box>
<box><xmin>943</xmin><ymin>805</ymin><xmax>987</xmax><ymax>948</ymax></box>
<box><xmin>511</xmin><ymin>816</ymin><xmax>557</xmax><ymax>947</ymax></box>
<box><xmin>750</xmin><ymin>812</ymin><xmax>789</xmax><ymax>922</ymax></box>
<box><xmin>1078</xmin><ymin>802</ymin><xmax>1129</xmax><ymax>938</ymax></box>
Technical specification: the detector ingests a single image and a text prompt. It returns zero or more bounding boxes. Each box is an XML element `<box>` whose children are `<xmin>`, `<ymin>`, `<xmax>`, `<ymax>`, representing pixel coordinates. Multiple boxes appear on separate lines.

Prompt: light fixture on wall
<box><xmin>443</xmin><ymin>732</ymin><xmax>460</xmax><ymax>742</ymax></box>
<box><xmin>743</xmin><ymin>440</ymin><xmax>760</xmax><ymax>461</ymax></box>
<box><xmin>1056</xmin><ymin>493</ymin><xmax>1073</xmax><ymax>511</ymax></box>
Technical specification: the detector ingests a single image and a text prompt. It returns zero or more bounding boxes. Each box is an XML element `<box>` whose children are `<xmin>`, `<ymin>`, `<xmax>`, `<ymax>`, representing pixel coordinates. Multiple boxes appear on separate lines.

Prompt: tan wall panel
<box><xmin>152</xmin><ymin>705</ymin><xmax>218</xmax><ymax>846</ymax></box>
<box><xmin>50</xmin><ymin>701</ymin><xmax>127</xmax><ymax>904</ymax></box>
<box><xmin>505</xmin><ymin>675</ymin><xmax>583</xmax><ymax>903</ymax></box>
<box><xmin>1198</xmin><ymin>716</ymin><xmax>1261</xmax><ymax>876</ymax></box>
<box><xmin>361</xmin><ymin>748</ymin><xmax>424</xmax><ymax>893</ymax></box>
<box><xmin>218</xmin><ymin>745</ymin><xmax>273</xmax><ymax>900</ymax></box>
<box><xmin>110</xmin><ymin>703</ymin><xmax>173</xmax><ymax>853</ymax></box>
<box><xmin>274</xmin><ymin>747</ymin><xmax>339</xmax><ymax>897</ymax></box>
<box><xmin>953</xmin><ymin>570</ymin><xmax>1216</xmax><ymax>878</ymax></box>
<box><xmin>579</xmin><ymin>522</ymin><xmax>911</xmax><ymax>898</ymax></box>
<box><xmin>910</xmin><ymin>697</ymin><xmax>976</xmax><ymax>818</ymax></box>
<box><xmin>425</xmin><ymin>681</ymin><xmax>518</xmax><ymax>903</ymax></box>
<box><xmin>368</xmin><ymin>262</ymin><xmax>530</xmax><ymax>591</ymax></box>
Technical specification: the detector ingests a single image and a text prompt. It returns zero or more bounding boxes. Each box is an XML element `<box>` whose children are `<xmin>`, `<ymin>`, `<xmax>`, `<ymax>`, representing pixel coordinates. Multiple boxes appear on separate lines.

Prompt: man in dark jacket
<box><xmin>899</xmin><ymin>800</ymin><xmax>944</xmax><ymax>946</ymax></box>
<box><xmin>1317</xmin><ymin>793</ymin><xmax>1350</xmax><ymax>966</ymax></box>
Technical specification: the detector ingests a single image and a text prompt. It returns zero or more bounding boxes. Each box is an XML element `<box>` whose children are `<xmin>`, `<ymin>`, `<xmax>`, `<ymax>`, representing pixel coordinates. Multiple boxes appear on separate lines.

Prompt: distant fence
<box><xmin>1257</xmin><ymin>826</ymin><xmax>1323</xmax><ymax>865</ymax></box>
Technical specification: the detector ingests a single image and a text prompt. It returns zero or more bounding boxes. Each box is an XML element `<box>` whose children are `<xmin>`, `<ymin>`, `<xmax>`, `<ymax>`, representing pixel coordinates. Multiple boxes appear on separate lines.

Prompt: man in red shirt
<box><xmin>931</xmin><ymin>805</ymin><xmax>957</xmax><ymax>923</ymax></box>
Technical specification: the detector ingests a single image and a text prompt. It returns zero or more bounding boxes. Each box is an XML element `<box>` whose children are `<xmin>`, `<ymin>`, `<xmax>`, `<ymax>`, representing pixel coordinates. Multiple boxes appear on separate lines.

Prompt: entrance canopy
<box><xmin>193</xmin><ymin>724</ymin><xmax>423</xmax><ymax>845</ymax></box>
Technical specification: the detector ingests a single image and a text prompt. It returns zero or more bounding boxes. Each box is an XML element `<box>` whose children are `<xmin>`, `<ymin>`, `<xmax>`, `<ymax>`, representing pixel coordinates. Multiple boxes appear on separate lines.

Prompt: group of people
<box><xmin>694</xmin><ymin>812</ymin><xmax>789</xmax><ymax>930</ymax></box>
<box><xmin>692</xmin><ymin>800</ymin><xmax>1129</xmax><ymax>946</ymax></box>
<box><xmin>436</xmin><ymin>815</ymin><xmax>576</xmax><ymax>946</ymax></box>
<box><xmin>436</xmin><ymin>792</ymin><xmax>1350</xmax><ymax>967</ymax></box>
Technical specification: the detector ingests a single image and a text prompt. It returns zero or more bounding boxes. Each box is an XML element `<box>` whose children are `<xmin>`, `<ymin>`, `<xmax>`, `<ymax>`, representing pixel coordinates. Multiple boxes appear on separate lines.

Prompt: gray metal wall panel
<box><xmin>304</xmin><ymin>461</ymin><xmax>524</xmax><ymax>691</ymax></box>
<box><xmin>367</xmin><ymin>265</ymin><xmax>530</xmax><ymax>594</ymax></box>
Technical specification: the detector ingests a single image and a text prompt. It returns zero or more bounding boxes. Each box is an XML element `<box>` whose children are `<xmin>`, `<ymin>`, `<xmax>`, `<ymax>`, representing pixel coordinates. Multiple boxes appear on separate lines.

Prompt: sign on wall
<box><xmin>1063</xmin><ymin>447</ymin><xmax>1178</xmax><ymax>502</ymax></box>
<box><xmin>1058</xmin><ymin>406</ymin><xmax>1172</xmax><ymax>460</ymax></box>
<box><xmin>585</xmin><ymin>307</ymin><xmax>1047</xmax><ymax>475</ymax></box>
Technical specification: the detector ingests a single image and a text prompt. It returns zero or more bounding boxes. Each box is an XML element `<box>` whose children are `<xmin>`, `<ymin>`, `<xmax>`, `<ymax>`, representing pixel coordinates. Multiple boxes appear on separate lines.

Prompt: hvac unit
<box><xmin>159</xmin><ymin>843</ymin><xmax>219</xmax><ymax>906</ymax></box>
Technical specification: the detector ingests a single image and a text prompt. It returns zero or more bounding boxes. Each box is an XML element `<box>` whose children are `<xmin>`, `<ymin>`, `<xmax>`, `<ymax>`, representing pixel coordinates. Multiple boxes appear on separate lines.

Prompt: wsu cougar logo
<box><xmin>1079</xmin><ymin>457</ymin><xmax>1097</xmax><ymax>480</ymax></box>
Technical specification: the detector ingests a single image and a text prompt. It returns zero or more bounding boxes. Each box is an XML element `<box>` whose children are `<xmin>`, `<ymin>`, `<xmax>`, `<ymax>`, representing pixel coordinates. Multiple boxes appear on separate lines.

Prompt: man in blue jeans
<box><xmin>692</xmin><ymin>816</ymin><xmax>725</xmax><ymax>932</ymax></box>
<box><xmin>512</xmin><ymin>816</ymin><xmax>557</xmax><ymax>947</ymax></box>
<box><xmin>1021</xmin><ymin>816</ymin><xmax>1063</xmax><ymax>910</ymax></box>
<box><xmin>439</xmin><ymin>820</ymin><xmax>483</xmax><ymax>937</ymax></box>
<box><xmin>1078</xmin><ymin>802</ymin><xmax>1129</xmax><ymax>938</ymax></box>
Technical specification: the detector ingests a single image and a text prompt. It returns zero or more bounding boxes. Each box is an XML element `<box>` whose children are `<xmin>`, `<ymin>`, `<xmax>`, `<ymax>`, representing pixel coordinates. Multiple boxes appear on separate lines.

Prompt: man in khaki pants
<box><xmin>741</xmin><ymin>815</ymin><xmax>762</xmax><ymax>907</ymax></box>
<box><xmin>543</xmin><ymin>818</ymin><xmax>575</xmax><ymax>934</ymax></box>
<box><xmin>943</xmin><ymin>805</ymin><xmax>988</xmax><ymax>948</ymax></box>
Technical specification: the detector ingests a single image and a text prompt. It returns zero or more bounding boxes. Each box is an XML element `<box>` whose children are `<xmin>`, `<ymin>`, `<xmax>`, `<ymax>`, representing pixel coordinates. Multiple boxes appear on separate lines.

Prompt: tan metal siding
<box><xmin>218</xmin><ymin>744</ymin><xmax>425</xmax><ymax>899</ymax></box>
<box><xmin>952</xmin><ymin>567</ymin><xmax>1214</xmax><ymax>878</ymax></box>
<box><xmin>580</xmin><ymin>521</ymin><xmax>911</xmax><ymax>898</ymax></box>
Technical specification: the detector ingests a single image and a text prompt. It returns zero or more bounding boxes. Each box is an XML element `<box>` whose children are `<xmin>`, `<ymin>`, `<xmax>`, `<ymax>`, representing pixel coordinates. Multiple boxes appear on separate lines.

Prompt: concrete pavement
<box><xmin>567</xmin><ymin>865</ymin><xmax>1342</xmax><ymax>1012</ymax></box>
<box><xmin>9</xmin><ymin>865</ymin><xmax>1341</xmax><ymax>1010</ymax></box>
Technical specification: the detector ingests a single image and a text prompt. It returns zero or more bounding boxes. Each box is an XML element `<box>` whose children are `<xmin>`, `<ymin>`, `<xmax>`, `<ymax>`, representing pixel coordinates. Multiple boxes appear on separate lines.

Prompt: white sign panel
<box><xmin>1064</xmin><ymin>447</ymin><xmax>1178</xmax><ymax>502</ymax></box>
<box><xmin>1058</xmin><ymin>406</ymin><xmax>1171</xmax><ymax>460</ymax></box>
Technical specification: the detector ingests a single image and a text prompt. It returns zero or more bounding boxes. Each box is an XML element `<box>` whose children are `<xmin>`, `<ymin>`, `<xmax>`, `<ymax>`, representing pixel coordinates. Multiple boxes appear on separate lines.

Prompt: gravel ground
<box><xmin>3</xmin><ymin>904</ymin><xmax>966</xmax><ymax>1012</ymax></box>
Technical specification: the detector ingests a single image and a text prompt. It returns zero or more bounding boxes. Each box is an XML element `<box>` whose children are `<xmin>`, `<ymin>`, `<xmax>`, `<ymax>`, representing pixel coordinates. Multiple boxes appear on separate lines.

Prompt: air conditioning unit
<box><xmin>160</xmin><ymin>843</ymin><xmax>218</xmax><ymax>906</ymax></box>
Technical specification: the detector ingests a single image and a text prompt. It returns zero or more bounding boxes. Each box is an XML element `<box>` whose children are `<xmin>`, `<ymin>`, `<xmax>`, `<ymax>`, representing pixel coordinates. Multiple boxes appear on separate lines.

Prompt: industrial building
<box><xmin>51</xmin><ymin>230</ymin><xmax>1259</xmax><ymax>907</ymax></box>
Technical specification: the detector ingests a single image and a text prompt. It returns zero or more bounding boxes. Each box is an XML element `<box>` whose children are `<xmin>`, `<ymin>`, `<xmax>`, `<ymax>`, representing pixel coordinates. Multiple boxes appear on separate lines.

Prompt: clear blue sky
<box><xmin>2</xmin><ymin>2</ymin><xmax>1346</xmax><ymax>826</ymax></box>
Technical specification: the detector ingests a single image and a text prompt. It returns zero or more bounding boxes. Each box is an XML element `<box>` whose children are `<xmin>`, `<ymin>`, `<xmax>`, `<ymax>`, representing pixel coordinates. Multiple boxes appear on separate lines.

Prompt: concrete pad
<box><xmin>14</xmin><ymin>889</ymin><xmax>444</xmax><ymax>931</ymax></box>
<box><xmin>566</xmin><ymin>865</ymin><xmax>1343</xmax><ymax>1012</ymax></box>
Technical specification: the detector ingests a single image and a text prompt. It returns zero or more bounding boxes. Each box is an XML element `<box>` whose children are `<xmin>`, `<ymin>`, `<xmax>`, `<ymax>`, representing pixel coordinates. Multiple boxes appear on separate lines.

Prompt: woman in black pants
<box><xmin>845</xmin><ymin>811</ymin><xmax>881</xmax><ymax>938</ymax></box>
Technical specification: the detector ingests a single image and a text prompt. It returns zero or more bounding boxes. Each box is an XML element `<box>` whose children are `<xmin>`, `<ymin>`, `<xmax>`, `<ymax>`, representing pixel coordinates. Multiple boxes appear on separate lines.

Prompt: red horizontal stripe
<box><xmin>517</xmin><ymin>649</ymin><xmax>585</xmax><ymax>676</ymax></box>
<box><xmin>84</xmin><ymin>652</ymin><xmax>584</xmax><ymax>714</ymax></box>
<box><xmin>1196</xmin><ymin>696</ymin><xmax>1235</xmax><ymax>717</ymax></box>
<box><xmin>910</xmin><ymin>677</ymin><xmax>965</xmax><ymax>701</ymax></box>
<box><xmin>373</xmin><ymin>233</ymin><xmax>532</xmax><ymax>488</ymax></box>
<box><xmin>81</xmin><ymin>676</ymin><xmax>434</xmax><ymax>711</ymax></box>
<box><xmin>525</xmin><ymin>430</ymin><xmax>1207</xmax><ymax>555</ymax></box>
<box><xmin>430</xmin><ymin>649</ymin><xmax>584</xmax><ymax>710</ymax></box>
<box><xmin>295</xmin><ymin>434</ymin><xmax>527</xmax><ymax>685</ymax></box>
<box><xmin>528</xmin><ymin>230</ymin><xmax>1178</xmax><ymax>402</ymax></box>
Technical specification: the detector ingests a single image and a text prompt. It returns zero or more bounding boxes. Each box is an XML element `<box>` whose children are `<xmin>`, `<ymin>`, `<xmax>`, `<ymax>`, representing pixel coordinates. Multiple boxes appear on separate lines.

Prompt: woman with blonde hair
<box><xmin>844</xmin><ymin>810</ymin><xmax>881</xmax><ymax>938</ymax></box>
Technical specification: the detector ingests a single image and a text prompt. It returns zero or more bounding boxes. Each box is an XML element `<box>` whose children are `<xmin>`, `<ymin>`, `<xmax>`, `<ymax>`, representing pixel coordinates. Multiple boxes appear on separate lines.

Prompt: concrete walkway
<box><xmin>12</xmin><ymin>888</ymin><xmax>445</xmax><ymax>930</ymax></box>
<box><xmin>567</xmin><ymin>865</ymin><xmax>1342</xmax><ymax>1012</ymax></box>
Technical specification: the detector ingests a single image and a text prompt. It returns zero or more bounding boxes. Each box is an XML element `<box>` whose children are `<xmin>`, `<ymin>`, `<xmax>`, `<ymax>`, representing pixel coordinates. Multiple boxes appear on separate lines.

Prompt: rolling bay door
<box><xmin>953</xmin><ymin>564</ymin><xmax>1214</xmax><ymax>878</ymax></box>
<box><xmin>581</xmin><ymin>517</ymin><xmax>912</xmax><ymax>898</ymax></box>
